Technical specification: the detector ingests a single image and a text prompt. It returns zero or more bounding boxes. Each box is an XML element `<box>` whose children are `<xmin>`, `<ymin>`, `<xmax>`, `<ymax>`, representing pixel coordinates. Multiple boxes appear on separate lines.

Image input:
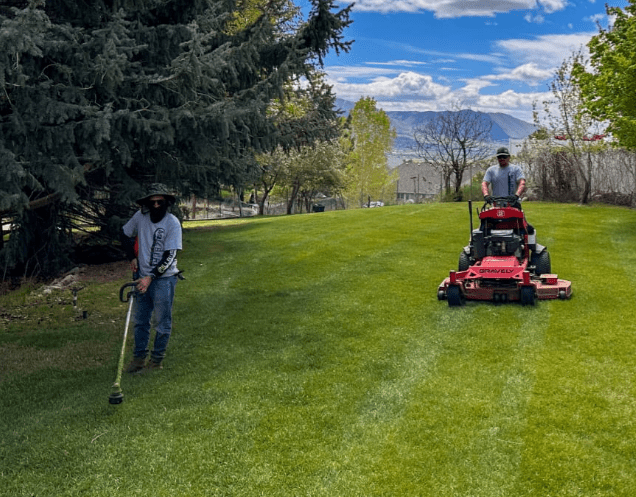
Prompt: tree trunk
<box><xmin>454</xmin><ymin>168</ymin><xmax>464</xmax><ymax>194</ymax></box>
<box><xmin>579</xmin><ymin>152</ymin><xmax>592</xmax><ymax>204</ymax></box>
<box><xmin>287</xmin><ymin>180</ymin><xmax>300</xmax><ymax>215</ymax></box>
<box><xmin>258</xmin><ymin>191</ymin><xmax>269</xmax><ymax>215</ymax></box>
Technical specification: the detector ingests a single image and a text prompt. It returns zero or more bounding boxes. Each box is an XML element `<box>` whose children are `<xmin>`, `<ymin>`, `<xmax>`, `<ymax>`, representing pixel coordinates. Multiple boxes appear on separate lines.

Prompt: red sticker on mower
<box><xmin>497</xmin><ymin>209</ymin><xmax>505</xmax><ymax>217</ymax></box>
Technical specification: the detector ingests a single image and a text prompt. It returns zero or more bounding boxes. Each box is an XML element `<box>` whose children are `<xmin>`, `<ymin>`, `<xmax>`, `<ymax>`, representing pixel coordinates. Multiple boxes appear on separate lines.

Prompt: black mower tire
<box><xmin>531</xmin><ymin>250</ymin><xmax>551</xmax><ymax>276</ymax></box>
<box><xmin>447</xmin><ymin>285</ymin><xmax>463</xmax><ymax>307</ymax></box>
<box><xmin>458</xmin><ymin>251</ymin><xmax>470</xmax><ymax>271</ymax></box>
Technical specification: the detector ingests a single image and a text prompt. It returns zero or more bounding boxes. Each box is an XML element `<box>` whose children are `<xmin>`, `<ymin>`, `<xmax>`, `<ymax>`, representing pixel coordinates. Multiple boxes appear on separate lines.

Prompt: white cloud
<box><xmin>326</xmin><ymin>71</ymin><xmax>451</xmax><ymax>101</ymax></box>
<box><xmin>350</xmin><ymin>0</ymin><xmax>567</xmax><ymax>17</ymax></box>
<box><xmin>585</xmin><ymin>13</ymin><xmax>605</xmax><ymax>24</ymax></box>
<box><xmin>369</xmin><ymin>60</ymin><xmax>427</xmax><ymax>67</ymax></box>
<box><xmin>537</xmin><ymin>0</ymin><xmax>567</xmax><ymax>14</ymax></box>
<box><xmin>524</xmin><ymin>13</ymin><xmax>545</xmax><ymax>23</ymax></box>
<box><xmin>475</xmin><ymin>89</ymin><xmax>549</xmax><ymax>120</ymax></box>
<box><xmin>457</xmin><ymin>78</ymin><xmax>495</xmax><ymax>98</ymax></box>
<box><xmin>324</xmin><ymin>66</ymin><xmax>548</xmax><ymax>121</ymax></box>
<box><xmin>374</xmin><ymin>86</ymin><xmax>548</xmax><ymax>122</ymax></box>
<box><xmin>495</xmin><ymin>33</ymin><xmax>594</xmax><ymax>68</ymax></box>
<box><xmin>323</xmin><ymin>65</ymin><xmax>400</xmax><ymax>81</ymax></box>
<box><xmin>486</xmin><ymin>63</ymin><xmax>554</xmax><ymax>85</ymax></box>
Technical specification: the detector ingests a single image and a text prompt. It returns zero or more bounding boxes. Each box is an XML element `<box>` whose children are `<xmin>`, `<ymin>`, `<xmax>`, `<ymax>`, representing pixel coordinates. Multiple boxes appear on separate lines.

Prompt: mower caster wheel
<box><xmin>559</xmin><ymin>290</ymin><xmax>567</xmax><ymax>300</ymax></box>
<box><xmin>437</xmin><ymin>289</ymin><xmax>446</xmax><ymax>301</ymax></box>
<box><xmin>447</xmin><ymin>285</ymin><xmax>463</xmax><ymax>307</ymax></box>
<box><xmin>520</xmin><ymin>286</ymin><xmax>535</xmax><ymax>306</ymax></box>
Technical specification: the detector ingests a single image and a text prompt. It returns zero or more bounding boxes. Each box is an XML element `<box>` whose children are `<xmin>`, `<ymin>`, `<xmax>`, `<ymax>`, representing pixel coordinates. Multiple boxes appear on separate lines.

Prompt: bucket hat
<box><xmin>136</xmin><ymin>183</ymin><xmax>176</xmax><ymax>206</ymax></box>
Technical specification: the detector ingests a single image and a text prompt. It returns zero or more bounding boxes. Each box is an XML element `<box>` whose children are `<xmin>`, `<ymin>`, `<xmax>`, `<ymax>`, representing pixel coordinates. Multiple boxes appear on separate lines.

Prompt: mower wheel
<box><xmin>531</xmin><ymin>250</ymin><xmax>551</xmax><ymax>275</ymax></box>
<box><xmin>458</xmin><ymin>251</ymin><xmax>470</xmax><ymax>271</ymax></box>
<box><xmin>447</xmin><ymin>285</ymin><xmax>463</xmax><ymax>307</ymax></box>
<box><xmin>520</xmin><ymin>286</ymin><xmax>535</xmax><ymax>306</ymax></box>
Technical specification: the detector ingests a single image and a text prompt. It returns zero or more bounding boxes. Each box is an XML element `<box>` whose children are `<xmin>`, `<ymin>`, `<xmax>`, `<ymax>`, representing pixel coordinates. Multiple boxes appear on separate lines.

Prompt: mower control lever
<box><xmin>119</xmin><ymin>282</ymin><xmax>138</xmax><ymax>303</ymax></box>
<box><xmin>483</xmin><ymin>196</ymin><xmax>520</xmax><ymax>209</ymax></box>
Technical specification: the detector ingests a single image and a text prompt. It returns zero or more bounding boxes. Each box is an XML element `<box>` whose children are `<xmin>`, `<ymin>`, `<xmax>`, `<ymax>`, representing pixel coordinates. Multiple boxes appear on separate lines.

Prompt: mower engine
<box><xmin>477</xmin><ymin>229</ymin><xmax>523</xmax><ymax>258</ymax></box>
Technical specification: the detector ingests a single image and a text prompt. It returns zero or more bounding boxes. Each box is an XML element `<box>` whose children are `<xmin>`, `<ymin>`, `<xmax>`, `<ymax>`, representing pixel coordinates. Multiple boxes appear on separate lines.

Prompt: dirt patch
<box><xmin>0</xmin><ymin>260</ymin><xmax>131</xmax><ymax>296</ymax></box>
<box><xmin>76</xmin><ymin>260</ymin><xmax>130</xmax><ymax>284</ymax></box>
<box><xmin>0</xmin><ymin>261</ymin><xmax>131</xmax><ymax>382</ymax></box>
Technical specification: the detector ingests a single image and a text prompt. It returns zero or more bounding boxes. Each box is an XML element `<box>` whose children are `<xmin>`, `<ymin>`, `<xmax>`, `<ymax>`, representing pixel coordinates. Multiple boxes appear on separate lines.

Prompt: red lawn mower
<box><xmin>437</xmin><ymin>197</ymin><xmax>572</xmax><ymax>306</ymax></box>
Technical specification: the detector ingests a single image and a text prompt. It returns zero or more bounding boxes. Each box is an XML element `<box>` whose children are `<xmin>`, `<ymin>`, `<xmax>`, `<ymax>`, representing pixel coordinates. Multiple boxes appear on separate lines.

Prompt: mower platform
<box><xmin>437</xmin><ymin>268</ymin><xmax>572</xmax><ymax>306</ymax></box>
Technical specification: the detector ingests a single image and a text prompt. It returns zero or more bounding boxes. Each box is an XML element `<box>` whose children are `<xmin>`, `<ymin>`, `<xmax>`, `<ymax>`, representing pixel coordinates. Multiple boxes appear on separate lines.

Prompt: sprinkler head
<box><xmin>109</xmin><ymin>392</ymin><xmax>124</xmax><ymax>404</ymax></box>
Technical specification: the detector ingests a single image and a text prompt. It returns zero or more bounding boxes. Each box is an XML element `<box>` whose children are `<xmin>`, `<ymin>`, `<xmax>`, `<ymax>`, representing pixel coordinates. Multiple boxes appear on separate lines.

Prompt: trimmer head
<box><xmin>109</xmin><ymin>383</ymin><xmax>123</xmax><ymax>405</ymax></box>
<box><xmin>109</xmin><ymin>391</ymin><xmax>124</xmax><ymax>405</ymax></box>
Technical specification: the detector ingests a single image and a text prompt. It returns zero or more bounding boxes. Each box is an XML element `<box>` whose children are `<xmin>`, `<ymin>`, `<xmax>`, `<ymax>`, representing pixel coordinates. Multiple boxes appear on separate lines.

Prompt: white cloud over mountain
<box><xmin>324</xmin><ymin>30</ymin><xmax>600</xmax><ymax>121</ymax></box>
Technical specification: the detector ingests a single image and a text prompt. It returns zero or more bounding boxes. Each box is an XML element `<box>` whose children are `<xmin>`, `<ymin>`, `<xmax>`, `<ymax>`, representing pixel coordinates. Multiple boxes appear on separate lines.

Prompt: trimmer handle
<box><xmin>119</xmin><ymin>282</ymin><xmax>137</xmax><ymax>303</ymax></box>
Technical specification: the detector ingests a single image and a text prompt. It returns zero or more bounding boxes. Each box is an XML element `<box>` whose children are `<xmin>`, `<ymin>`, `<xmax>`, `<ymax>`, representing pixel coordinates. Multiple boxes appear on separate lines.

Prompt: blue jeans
<box><xmin>133</xmin><ymin>275</ymin><xmax>178</xmax><ymax>362</ymax></box>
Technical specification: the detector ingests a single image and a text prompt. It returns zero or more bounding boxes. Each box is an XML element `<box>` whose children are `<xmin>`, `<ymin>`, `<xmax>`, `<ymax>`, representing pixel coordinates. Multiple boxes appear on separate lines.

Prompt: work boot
<box><xmin>146</xmin><ymin>359</ymin><xmax>163</xmax><ymax>371</ymax></box>
<box><xmin>125</xmin><ymin>357</ymin><xmax>146</xmax><ymax>374</ymax></box>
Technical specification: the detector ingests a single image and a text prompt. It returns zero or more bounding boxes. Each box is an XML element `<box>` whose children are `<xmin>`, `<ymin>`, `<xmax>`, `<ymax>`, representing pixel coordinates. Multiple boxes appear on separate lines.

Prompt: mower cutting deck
<box><xmin>437</xmin><ymin>197</ymin><xmax>572</xmax><ymax>306</ymax></box>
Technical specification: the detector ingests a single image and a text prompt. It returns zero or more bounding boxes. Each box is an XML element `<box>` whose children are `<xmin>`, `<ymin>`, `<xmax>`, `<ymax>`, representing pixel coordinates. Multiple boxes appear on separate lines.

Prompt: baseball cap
<box><xmin>496</xmin><ymin>147</ymin><xmax>510</xmax><ymax>157</ymax></box>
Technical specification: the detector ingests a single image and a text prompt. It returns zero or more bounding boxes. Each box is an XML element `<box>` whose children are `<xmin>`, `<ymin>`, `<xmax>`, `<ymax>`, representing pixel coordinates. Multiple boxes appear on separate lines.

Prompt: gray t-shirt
<box><xmin>123</xmin><ymin>210</ymin><xmax>182</xmax><ymax>278</ymax></box>
<box><xmin>483</xmin><ymin>163</ymin><xmax>525</xmax><ymax>197</ymax></box>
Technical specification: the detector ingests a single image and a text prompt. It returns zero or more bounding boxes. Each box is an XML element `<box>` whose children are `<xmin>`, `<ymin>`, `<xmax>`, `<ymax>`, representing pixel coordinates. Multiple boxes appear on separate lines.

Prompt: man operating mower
<box><xmin>482</xmin><ymin>147</ymin><xmax>536</xmax><ymax>251</ymax></box>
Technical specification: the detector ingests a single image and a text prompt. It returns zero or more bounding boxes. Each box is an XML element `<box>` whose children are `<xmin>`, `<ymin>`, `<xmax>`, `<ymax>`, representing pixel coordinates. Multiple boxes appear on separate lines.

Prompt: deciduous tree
<box><xmin>344</xmin><ymin>97</ymin><xmax>396</xmax><ymax>208</ymax></box>
<box><xmin>575</xmin><ymin>1</ymin><xmax>636</xmax><ymax>150</ymax></box>
<box><xmin>537</xmin><ymin>51</ymin><xmax>605</xmax><ymax>204</ymax></box>
<box><xmin>413</xmin><ymin>103</ymin><xmax>492</xmax><ymax>198</ymax></box>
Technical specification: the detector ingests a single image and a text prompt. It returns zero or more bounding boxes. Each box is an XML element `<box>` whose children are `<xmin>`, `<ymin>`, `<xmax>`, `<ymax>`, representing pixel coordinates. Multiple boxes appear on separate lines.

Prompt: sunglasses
<box><xmin>149</xmin><ymin>199</ymin><xmax>166</xmax><ymax>207</ymax></box>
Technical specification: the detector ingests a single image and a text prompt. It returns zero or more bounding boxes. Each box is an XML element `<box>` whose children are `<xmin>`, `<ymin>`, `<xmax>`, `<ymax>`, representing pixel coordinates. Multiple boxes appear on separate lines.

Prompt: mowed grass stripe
<box><xmin>308</xmin><ymin>306</ymin><xmax>546</xmax><ymax>496</ymax></box>
<box><xmin>519</xmin><ymin>205</ymin><xmax>636</xmax><ymax>496</ymax></box>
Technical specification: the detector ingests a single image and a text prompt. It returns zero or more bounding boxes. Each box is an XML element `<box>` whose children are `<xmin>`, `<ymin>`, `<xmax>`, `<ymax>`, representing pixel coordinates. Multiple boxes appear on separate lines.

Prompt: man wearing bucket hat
<box><xmin>482</xmin><ymin>147</ymin><xmax>536</xmax><ymax>250</ymax></box>
<box><xmin>121</xmin><ymin>183</ymin><xmax>182</xmax><ymax>373</ymax></box>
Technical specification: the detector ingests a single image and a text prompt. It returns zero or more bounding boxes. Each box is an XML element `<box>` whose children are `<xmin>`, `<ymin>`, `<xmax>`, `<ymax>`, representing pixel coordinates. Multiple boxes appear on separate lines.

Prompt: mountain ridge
<box><xmin>335</xmin><ymin>98</ymin><xmax>537</xmax><ymax>152</ymax></box>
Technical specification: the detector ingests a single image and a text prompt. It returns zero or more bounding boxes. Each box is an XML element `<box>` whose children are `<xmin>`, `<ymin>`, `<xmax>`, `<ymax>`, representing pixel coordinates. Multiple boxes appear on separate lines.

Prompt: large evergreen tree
<box><xmin>0</xmin><ymin>0</ymin><xmax>351</xmax><ymax>278</ymax></box>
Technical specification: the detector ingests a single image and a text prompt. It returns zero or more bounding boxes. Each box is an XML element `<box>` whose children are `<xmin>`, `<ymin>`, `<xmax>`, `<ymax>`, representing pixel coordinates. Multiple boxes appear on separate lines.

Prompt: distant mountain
<box><xmin>334</xmin><ymin>98</ymin><xmax>537</xmax><ymax>152</ymax></box>
<box><xmin>334</xmin><ymin>98</ymin><xmax>356</xmax><ymax>115</ymax></box>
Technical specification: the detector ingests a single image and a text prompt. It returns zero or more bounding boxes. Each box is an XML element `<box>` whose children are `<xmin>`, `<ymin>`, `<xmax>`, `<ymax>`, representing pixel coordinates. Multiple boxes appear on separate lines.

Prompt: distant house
<box><xmin>395</xmin><ymin>160</ymin><xmax>443</xmax><ymax>202</ymax></box>
<box><xmin>395</xmin><ymin>159</ymin><xmax>480</xmax><ymax>201</ymax></box>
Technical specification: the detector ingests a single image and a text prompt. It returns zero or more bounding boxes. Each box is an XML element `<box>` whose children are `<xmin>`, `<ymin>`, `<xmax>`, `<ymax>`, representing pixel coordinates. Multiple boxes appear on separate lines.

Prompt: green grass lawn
<box><xmin>2</xmin><ymin>202</ymin><xmax>636</xmax><ymax>496</ymax></box>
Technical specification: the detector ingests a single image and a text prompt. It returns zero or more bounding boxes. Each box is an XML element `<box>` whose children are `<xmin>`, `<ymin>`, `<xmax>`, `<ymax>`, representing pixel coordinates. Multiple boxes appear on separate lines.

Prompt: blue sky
<box><xmin>298</xmin><ymin>0</ymin><xmax>629</xmax><ymax>122</ymax></box>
